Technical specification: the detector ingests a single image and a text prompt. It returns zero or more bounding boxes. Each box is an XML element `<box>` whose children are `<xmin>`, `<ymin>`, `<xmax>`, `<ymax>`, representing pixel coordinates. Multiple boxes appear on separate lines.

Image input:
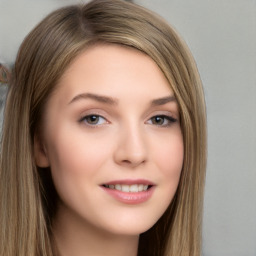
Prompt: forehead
<box><xmin>53</xmin><ymin>44</ymin><xmax>173</xmax><ymax>103</ymax></box>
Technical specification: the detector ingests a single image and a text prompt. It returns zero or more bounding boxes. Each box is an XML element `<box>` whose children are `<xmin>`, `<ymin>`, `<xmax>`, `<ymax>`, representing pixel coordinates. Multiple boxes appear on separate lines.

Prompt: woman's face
<box><xmin>35</xmin><ymin>44</ymin><xmax>183</xmax><ymax>236</ymax></box>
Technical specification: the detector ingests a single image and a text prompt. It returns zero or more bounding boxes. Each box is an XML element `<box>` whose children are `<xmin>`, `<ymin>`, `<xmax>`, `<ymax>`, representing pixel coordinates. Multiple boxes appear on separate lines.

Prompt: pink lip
<box><xmin>102</xmin><ymin>179</ymin><xmax>155</xmax><ymax>186</ymax></box>
<box><xmin>100</xmin><ymin>179</ymin><xmax>155</xmax><ymax>205</ymax></box>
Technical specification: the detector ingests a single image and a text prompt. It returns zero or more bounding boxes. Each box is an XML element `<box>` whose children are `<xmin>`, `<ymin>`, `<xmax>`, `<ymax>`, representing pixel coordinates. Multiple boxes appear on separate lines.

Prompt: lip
<box><xmin>102</xmin><ymin>179</ymin><xmax>155</xmax><ymax>186</ymax></box>
<box><xmin>100</xmin><ymin>179</ymin><xmax>155</xmax><ymax>205</ymax></box>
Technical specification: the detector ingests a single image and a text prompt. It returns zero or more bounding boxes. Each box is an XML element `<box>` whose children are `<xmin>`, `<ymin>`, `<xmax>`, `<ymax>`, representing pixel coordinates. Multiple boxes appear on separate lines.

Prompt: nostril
<box><xmin>121</xmin><ymin>158</ymin><xmax>146</xmax><ymax>168</ymax></box>
<box><xmin>113</xmin><ymin>133</ymin><xmax>147</xmax><ymax>167</ymax></box>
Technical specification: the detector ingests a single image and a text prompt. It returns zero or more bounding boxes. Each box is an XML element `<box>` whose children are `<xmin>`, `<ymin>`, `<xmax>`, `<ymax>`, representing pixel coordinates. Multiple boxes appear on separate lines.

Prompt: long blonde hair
<box><xmin>0</xmin><ymin>1</ymin><xmax>207</xmax><ymax>255</ymax></box>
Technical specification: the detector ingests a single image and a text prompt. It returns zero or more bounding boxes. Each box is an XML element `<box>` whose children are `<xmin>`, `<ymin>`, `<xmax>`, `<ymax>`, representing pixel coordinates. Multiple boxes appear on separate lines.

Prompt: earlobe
<box><xmin>33</xmin><ymin>134</ymin><xmax>50</xmax><ymax>168</ymax></box>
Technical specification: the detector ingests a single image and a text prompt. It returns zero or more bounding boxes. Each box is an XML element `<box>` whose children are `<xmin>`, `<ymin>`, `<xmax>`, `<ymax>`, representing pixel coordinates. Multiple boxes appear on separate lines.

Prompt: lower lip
<box><xmin>101</xmin><ymin>186</ymin><xmax>155</xmax><ymax>204</ymax></box>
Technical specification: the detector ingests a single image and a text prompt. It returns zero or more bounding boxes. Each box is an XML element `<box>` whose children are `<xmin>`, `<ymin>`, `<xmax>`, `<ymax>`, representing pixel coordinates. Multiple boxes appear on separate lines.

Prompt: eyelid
<box><xmin>79</xmin><ymin>114</ymin><xmax>109</xmax><ymax>127</ymax></box>
<box><xmin>78</xmin><ymin>108</ymin><xmax>111</xmax><ymax>127</ymax></box>
<box><xmin>78</xmin><ymin>108</ymin><xmax>108</xmax><ymax>119</ymax></box>
<box><xmin>146</xmin><ymin>113</ymin><xmax>178</xmax><ymax>127</ymax></box>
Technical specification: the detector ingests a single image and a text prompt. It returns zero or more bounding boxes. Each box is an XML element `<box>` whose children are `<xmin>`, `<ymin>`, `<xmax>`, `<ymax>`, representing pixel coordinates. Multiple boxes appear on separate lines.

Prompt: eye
<box><xmin>79</xmin><ymin>114</ymin><xmax>107</xmax><ymax>126</ymax></box>
<box><xmin>147</xmin><ymin>115</ymin><xmax>177</xmax><ymax>127</ymax></box>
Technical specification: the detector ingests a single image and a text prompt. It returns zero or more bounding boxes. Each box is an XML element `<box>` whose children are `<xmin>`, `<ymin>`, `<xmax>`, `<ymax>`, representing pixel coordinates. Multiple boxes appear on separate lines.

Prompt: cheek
<box><xmin>142</xmin><ymin>132</ymin><xmax>183</xmax><ymax>226</ymax></box>
<box><xmin>154</xmin><ymin>134</ymin><xmax>184</xmax><ymax>178</ymax></box>
<box><xmin>152</xmin><ymin>132</ymin><xmax>184</xmax><ymax>204</ymax></box>
<box><xmin>46</xmin><ymin>130</ymin><xmax>110</xmax><ymax>178</ymax></box>
<box><xmin>45</xmin><ymin>131</ymin><xmax>112</xmax><ymax>210</ymax></box>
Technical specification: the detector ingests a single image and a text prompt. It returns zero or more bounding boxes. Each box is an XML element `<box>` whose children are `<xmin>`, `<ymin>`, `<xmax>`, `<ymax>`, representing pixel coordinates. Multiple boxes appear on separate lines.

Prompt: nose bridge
<box><xmin>114</xmin><ymin>119</ymin><xmax>147</xmax><ymax>167</ymax></box>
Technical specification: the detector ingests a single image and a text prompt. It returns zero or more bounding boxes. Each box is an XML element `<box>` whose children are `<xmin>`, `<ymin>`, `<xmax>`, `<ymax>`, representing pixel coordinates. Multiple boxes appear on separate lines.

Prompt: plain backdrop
<box><xmin>0</xmin><ymin>0</ymin><xmax>256</xmax><ymax>255</ymax></box>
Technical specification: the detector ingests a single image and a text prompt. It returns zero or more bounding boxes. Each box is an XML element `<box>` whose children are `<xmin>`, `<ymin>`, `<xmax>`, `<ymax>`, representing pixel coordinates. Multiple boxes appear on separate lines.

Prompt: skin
<box><xmin>34</xmin><ymin>44</ymin><xmax>184</xmax><ymax>256</ymax></box>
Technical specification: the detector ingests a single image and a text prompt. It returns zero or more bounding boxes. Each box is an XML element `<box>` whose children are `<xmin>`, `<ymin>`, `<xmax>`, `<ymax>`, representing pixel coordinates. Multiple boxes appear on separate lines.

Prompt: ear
<box><xmin>33</xmin><ymin>133</ymin><xmax>50</xmax><ymax>168</ymax></box>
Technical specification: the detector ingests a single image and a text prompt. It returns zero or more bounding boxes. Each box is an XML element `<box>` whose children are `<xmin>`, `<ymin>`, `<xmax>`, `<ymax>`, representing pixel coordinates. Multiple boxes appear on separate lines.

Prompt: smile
<box><xmin>102</xmin><ymin>184</ymin><xmax>151</xmax><ymax>192</ymax></box>
<box><xmin>101</xmin><ymin>180</ymin><xmax>155</xmax><ymax>204</ymax></box>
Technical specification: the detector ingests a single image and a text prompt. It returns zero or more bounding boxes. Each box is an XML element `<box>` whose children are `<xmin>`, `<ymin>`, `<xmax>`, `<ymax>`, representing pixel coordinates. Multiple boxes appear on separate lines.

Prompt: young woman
<box><xmin>0</xmin><ymin>0</ymin><xmax>207</xmax><ymax>255</ymax></box>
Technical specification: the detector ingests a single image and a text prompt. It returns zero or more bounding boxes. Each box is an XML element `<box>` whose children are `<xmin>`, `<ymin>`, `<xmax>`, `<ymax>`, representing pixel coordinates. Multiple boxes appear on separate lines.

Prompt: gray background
<box><xmin>0</xmin><ymin>0</ymin><xmax>255</xmax><ymax>255</ymax></box>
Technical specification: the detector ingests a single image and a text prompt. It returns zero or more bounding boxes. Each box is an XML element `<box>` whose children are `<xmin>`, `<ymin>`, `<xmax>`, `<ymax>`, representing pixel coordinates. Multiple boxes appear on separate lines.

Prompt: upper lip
<box><xmin>101</xmin><ymin>179</ymin><xmax>155</xmax><ymax>186</ymax></box>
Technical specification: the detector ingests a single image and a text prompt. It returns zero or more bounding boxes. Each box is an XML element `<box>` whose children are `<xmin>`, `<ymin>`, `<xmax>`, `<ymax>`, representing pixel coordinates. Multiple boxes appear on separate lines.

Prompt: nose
<box><xmin>113</xmin><ymin>124</ymin><xmax>147</xmax><ymax>168</ymax></box>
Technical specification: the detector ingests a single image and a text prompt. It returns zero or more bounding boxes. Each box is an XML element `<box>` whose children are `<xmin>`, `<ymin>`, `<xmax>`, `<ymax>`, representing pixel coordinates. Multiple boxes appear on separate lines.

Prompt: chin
<box><xmin>101</xmin><ymin>212</ymin><xmax>160</xmax><ymax>237</ymax></box>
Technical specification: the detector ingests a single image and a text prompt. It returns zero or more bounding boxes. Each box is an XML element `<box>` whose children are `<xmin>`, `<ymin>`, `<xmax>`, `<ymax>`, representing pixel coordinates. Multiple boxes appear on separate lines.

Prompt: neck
<box><xmin>52</xmin><ymin>203</ymin><xmax>139</xmax><ymax>256</ymax></box>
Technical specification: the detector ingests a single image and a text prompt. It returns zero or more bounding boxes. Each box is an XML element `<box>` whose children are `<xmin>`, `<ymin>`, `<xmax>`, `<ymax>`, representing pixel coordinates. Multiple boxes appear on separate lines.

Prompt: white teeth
<box><xmin>122</xmin><ymin>185</ymin><xmax>129</xmax><ymax>192</ymax></box>
<box><xmin>105</xmin><ymin>184</ymin><xmax>150</xmax><ymax>192</ymax></box>
<box><xmin>130</xmin><ymin>184</ymin><xmax>138</xmax><ymax>192</ymax></box>
<box><xmin>115</xmin><ymin>184</ymin><xmax>122</xmax><ymax>191</ymax></box>
<box><xmin>143</xmin><ymin>185</ymin><xmax>148</xmax><ymax>191</ymax></box>
<box><xmin>138</xmin><ymin>184</ymin><xmax>144</xmax><ymax>192</ymax></box>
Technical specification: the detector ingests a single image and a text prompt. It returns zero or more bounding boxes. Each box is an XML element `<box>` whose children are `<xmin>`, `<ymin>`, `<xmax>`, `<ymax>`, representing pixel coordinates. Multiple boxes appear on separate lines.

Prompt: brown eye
<box><xmin>151</xmin><ymin>116</ymin><xmax>165</xmax><ymax>125</ymax></box>
<box><xmin>80</xmin><ymin>115</ymin><xmax>107</xmax><ymax>126</ymax></box>
<box><xmin>86</xmin><ymin>115</ymin><xmax>100</xmax><ymax>124</ymax></box>
<box><xmin>148</xmin><ymin>115</ymin><xmax>177</xmax><ymax>127</ymax></box>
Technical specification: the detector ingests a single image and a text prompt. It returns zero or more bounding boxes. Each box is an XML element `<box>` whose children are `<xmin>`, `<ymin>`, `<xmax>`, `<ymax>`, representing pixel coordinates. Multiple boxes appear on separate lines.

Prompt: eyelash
<box><xmin>79</xmin><ymin>114</ymin><xmax>108</xmax><ymax>126</ymax></box>
<box><xmin>147</xmin><ymin>115</ymin><xmax>177</xmax><ymax>127</ymax></box>
<box><xmin>79</xmin><ymin>114</ymin><xmax>177</xmax><ymax>127</ymax></box>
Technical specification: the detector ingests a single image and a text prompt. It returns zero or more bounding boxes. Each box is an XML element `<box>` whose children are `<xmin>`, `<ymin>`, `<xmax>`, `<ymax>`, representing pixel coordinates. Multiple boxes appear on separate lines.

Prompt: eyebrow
<box><xmin>69</xmin><ymin>93</ymin><xmax>176</xmax><ymax>106</ymax></box>
<box><xmin>69</xmin><ymin>93</ymin><xmax>118</xmax><ymax>105</ymax></box>
<box><xmin>151</xmin><ymin>95</ymin><xmax>176</xmax><ymax>106</ymax></box>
